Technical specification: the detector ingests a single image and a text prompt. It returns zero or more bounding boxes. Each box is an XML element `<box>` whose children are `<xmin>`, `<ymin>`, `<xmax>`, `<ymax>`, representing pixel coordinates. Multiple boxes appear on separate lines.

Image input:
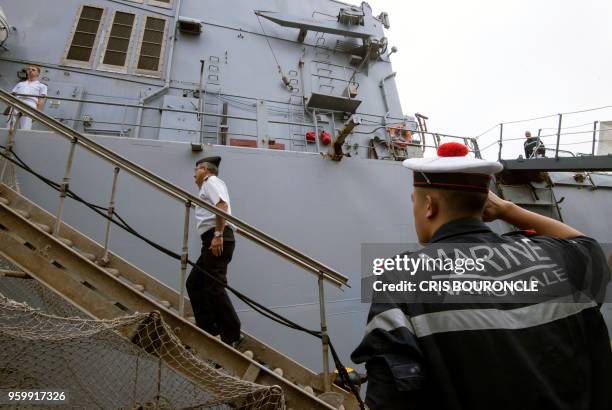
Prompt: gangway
<box><xmin>0</xmin><ymin>89</ymin><xmax>360</xmax><ymax>410</ymax></box>
<box><xmin>501</xmin><ymin>155</ymin><xmax>612</xmax><ymax>172</ymax></box>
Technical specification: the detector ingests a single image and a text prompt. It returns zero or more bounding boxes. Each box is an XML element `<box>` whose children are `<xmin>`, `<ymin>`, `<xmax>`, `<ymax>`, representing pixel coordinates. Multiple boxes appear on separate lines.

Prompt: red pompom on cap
<box><xmin>437</xmin><ymin>142</ymin><xmax>469</xmax><ymax>157</ymax></box>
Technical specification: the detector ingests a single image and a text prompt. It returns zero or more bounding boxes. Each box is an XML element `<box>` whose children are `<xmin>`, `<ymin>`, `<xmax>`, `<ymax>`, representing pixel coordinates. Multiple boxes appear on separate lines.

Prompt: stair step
<box><xmin>15</xmin><ymin>209</ymin><xmax>30</xmax><ymax>219</ymax></box>
<box><xmin>158</xmin><ymin>300</ymin><xmax>171</xmax><ymax>308</ymax></box>
<box><xmin>0</xmin><ymin>196</ymin><xmax>9</xmax><ymax>205</ymax></box>
<box><xmin>132</xmin><ymin>284</ymin><xmax>145</xmax><ymax>292</ymax></box>
<box><xmin>187</xmin><ymin>316</ymin><xmax>196</xmax><ymax>324</ymax></box>
<box><xmin>105</xmin><ymin>268</ymin><xmax>120</xmax><ymax>277</ymax></box>
<box><xmin>34</xmin><ymin>222</ymin><xmax>51</xmax><ymax>233</ymax></box>
<box><xmin>57</xmin><ymin>237</ymin><xmax>74</xmax><ymax>247</ymax></box>
<box><xmin>76</xmin><ymin>250</ymin><xmax>96</xmax><ymax>262</ymax></box>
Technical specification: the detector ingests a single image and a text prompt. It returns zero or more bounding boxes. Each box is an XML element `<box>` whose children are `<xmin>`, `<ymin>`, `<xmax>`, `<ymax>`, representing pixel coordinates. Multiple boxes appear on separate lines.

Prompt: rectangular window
<box><xmin>64</xmin><ymin>6</ymin><xmax>105</xmax><ymax>66</ymax></box>
<box><xmin>135</xmin><ymin>16</ymin><xmax>167</xmax><ymax>75</ymax></box>
<box><xmin>101</xmin><ymin>11</ymin><xmax>136</xmax><ymax>69</ymax></box>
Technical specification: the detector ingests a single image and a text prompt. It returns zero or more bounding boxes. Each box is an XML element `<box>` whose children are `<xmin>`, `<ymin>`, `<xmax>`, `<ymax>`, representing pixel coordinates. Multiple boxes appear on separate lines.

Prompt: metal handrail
<box><xmin>0</xmin><ymin>88</ymin><xmax>349</xmax><ymax>288</ymax></box>
<box><xmin>489</xmin><ymin>116</ymin><xmax>604</xmax><ymax>160</ymax></box>
<box><xmin>12</xmin><ymin>92</ymin><xmax>478</xmax><ymax>141</ymax></box>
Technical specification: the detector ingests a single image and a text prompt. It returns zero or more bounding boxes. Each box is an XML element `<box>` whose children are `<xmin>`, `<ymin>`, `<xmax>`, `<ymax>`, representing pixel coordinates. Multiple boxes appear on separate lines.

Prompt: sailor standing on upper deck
<box><xmin>7</xmin><ymin>65</ymin><xmax>47</xmax><ymax>130</ymax></box>
<box><xmin>187</xmin><ymin>156</ymin><xmax>242</xmax><ymax>347</ymax></box>
<box><xmin>352</xmin><ymin>142</ymin><xmax>612</xmax><ymax>409</ymax></box>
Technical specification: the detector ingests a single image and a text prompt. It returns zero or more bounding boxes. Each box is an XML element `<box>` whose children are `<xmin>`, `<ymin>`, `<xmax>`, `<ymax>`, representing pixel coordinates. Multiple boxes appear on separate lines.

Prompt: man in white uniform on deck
<box><xmin>7</xmin><ymin>65</ymin><xmax>47</xmax><ymax>130</ymax></box>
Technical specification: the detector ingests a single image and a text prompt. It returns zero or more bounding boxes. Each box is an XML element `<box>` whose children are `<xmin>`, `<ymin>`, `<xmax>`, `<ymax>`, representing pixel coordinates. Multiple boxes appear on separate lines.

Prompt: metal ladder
<box><xmin>287</xmin><ymin>69</ymin><xmax>307</xmax><ymax>152</ymax></box>
<box><xmin>0</xmin><ymin>89</ymin><xmax>358</xmax><ymax>410</ymax></box>
<box><xmin>314</xmin><ymin>34</ymin><xmax>334</xmax><ymax>97</ymax></box>
<box><xmin>495</xmin><ymin>172</ymin><xmax>564</xmax><ymax>221</ymax></box>
<box><xmin>202</xmin><ymin>55</ymin><xmax>223</xmax><ymax>144</ymax></box>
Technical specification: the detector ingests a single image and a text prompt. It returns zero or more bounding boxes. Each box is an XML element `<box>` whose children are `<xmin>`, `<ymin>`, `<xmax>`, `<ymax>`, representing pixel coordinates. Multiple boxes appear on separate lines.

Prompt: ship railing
<box><xmin>0</xmin><ymin>87</ymin><xmax>351</xmax><ymax>390</ymax></box>
<box><xmin>4</xmin><ymin>92</ymin><xmax>480</xmax><ymax>157</ymax></box>
<box><xmin>476</xmin><ymin>111</ymin><xmax>612</xmax><ymax>160</ymax></box>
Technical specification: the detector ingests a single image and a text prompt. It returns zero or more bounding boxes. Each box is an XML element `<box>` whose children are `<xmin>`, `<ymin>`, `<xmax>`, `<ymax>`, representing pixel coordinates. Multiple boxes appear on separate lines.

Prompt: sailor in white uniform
<box><xmin>7</xmin><ymin>65</ymin><xmax>47</xmax><ymax>130</ymax></box>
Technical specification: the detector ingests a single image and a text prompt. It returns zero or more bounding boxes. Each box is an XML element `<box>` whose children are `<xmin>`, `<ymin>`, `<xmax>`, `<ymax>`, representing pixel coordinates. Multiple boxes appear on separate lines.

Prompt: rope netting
<box><xmin>0</xmin><ymin>276</ymin><xmax>284</xmax><ymax>409</ymax></box>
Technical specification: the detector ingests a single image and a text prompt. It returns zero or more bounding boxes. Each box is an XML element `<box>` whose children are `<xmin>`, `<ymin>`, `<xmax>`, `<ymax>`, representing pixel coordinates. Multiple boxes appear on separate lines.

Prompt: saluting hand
<box><xmin>482</xmin><ymin>191</ymin><xmax>511</xmax><ymax>222</ymax></box>
<box><xmin>210</xmin><ymin>236</ymin><xmax>224</xmax><ymax>256</ymax></box>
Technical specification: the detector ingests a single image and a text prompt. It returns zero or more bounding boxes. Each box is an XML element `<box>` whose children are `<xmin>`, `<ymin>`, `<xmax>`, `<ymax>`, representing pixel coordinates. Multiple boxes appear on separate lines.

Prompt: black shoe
<box><xmin>230</xmin><ymin>335</ymin><xmax>245</xmax><ymax>349</ymax></box>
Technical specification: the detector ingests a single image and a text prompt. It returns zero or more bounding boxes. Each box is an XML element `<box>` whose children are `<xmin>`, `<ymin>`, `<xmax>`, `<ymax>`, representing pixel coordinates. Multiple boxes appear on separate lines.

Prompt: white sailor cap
<box><xmin>402</xmin><ymin>142</ymin><xmax>503</xmax><ymax>193</ymax></box>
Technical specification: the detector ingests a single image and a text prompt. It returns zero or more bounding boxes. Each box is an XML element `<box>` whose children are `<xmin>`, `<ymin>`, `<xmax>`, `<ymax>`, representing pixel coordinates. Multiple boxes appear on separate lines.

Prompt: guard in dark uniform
<box><xmin>524</xmin><ymin>130</ymin><xmax>546</xmax><ymax>158</ymax></box>
<box><xmin>352</xmin><ymin>142</ymin><xmax>612</xmax><ymax>409</ymax></box>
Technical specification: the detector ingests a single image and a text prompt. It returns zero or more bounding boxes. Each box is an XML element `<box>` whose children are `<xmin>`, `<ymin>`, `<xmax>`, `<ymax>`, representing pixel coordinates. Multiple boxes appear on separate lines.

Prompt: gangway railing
<box><xmin>475</xmin><ymin>115</ymin><xmax>612</xmax><ymax>172</ymax></box>
<box><xmin>475</xmin><ymin>103</ymin><xmax>612</xmax><ymax>160</ymax></box>
<box><xmin>0</xmin><ymin>87</ymin><xmax>348</xmax><ymax>392</ymax></box>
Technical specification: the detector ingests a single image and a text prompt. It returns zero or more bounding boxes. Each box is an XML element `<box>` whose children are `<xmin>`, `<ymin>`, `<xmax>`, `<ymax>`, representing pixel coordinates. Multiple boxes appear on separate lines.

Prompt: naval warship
<box><xmin>0</xmin><ymin>1</ymin><xmax>610</xmax><ymax>408</ymax></box>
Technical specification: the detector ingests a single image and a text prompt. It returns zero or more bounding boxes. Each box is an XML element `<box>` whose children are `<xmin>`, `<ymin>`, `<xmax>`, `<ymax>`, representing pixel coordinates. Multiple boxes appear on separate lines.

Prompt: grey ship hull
<box><xmin>4</xmin><ymin>129</ymin><xmax>612</xmax><ymax>373</ymax></box>
<box><xmin>0</xmin><ymin>0</ymin><xmax>610</xmax><ymax>375</ymax></box>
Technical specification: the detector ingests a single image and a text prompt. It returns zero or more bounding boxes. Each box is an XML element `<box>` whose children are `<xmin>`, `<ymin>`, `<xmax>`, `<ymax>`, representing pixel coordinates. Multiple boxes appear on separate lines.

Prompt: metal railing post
<box><xmin>313</xmin><ymin>109</ymin><xmax>321</xmax><ymax>153</ymax></box>
<box><xmin>592</xmin><ymin>121</ymin><xmax>598</xmax><ymax>156</ymax></box>
<box><xmin>198</xmin><ymin>59</ymin><xmax>205</xmax><ymax>145</ymax></box>
<box><xmin>433</xmin><ymin>133</ymin><xmax>440</xmax><ymax>148</ymax></box>
<box><xmin>179</xmin><ymin>200</ymin><xmax>191</xmax><ymax>316</ymax></box>
<box><xmin>555</xmin><ymin>114</ymin><xmax>562</xmax><ymax>159</ymax></box>
<box><xmin>471</xmin><ymin>138</ymin><xmax>482</xmax><ymax>159</ymax></box>
<box><xmin>0</xmin><ymin>114</ymin><xmax>19</xmax><ymax>183</ymax></box>
<box><xmin>318</xmin><ymin>274</ymin><xmax>331</xmax><ymax>392</ymax></box>
<box><xmin>120</xmin><ymin>104</ymin><xmax>128</xmax><ymax>137</ymax></box>
<box><xmin>101</xmin><ymin>167</ymin><xmax>120</xmax><ymax>264</ymax></box>
<box><xmin>497</xmin><ymin>123</ymin><xmax>503</xmax><ymax>160</ymax></box>
<box><xmin>53</xmin><ymin>137</ymin><xmax>78</xmax><ymax>236</ymax></box>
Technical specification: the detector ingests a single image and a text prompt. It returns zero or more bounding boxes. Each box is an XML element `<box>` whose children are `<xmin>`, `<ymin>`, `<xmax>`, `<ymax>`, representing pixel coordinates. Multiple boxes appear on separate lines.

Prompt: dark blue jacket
<box><xmin>352</xmin><ymin>218</ymin><xmax>612</xmax><ymax>410</ymax></box>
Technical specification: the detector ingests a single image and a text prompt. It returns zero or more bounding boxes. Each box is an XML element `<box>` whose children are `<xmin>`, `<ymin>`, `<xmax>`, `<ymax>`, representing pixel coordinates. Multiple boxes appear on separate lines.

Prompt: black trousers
<box><xmin>186</xmin><ymin>228</ymin><xmax>241</xmax><ymax>344</ymax></box>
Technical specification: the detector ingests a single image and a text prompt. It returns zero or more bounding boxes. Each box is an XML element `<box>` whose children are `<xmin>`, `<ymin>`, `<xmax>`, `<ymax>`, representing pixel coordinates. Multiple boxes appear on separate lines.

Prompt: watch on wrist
<box><xmin>214</xmin><ymin>231</ymin><xmax>223</xmax><ymax>238</ymax></box>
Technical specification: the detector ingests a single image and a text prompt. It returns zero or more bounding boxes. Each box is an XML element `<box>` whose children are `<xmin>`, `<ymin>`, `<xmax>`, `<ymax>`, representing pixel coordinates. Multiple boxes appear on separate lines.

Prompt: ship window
<box><xmin>101</xmin><ymin>11</ymin><xmax>136</xmax><ymax>68</ymax></box>
<box><xmin>64</xmin><ymin>6</ymin><xmax>105</xmax><ymax>65</ymax></box>
<box><xmin>135</xmin><ymin>16</ymin><xmax>167</xmax><ymax>75</ymax></box>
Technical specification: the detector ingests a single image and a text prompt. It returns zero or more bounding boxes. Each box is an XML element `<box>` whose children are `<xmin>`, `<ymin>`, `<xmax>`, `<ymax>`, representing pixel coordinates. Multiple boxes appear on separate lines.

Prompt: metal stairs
<box><xmin>0</xmin><ymin>184</ymin><xmax>356</xmax><ymax>409</ymax></box>
<box><xmin>495</xmin><ymin>171</ymin><xmax>563</xmax><ymax>221</ymax></box>
<box><xmin>0</xmin><ymin>88</ymin><xmax>357</xmax><ymax>410</ymax></box>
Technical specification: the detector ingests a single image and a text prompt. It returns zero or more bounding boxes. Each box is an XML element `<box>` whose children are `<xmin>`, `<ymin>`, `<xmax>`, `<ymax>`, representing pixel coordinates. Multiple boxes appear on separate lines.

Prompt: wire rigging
<box><xmin>255</xmin><ymin>12</ymin><xmax>294</xmax><ymax>91</ymax></box>
<box><xmin>475</xmin><ymin>104</ymin><xmax>612</xmax><ymax>141</ymax></box>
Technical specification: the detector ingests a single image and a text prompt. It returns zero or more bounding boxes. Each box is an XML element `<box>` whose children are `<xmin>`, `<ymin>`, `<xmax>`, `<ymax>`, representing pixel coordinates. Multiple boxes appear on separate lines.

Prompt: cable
<box><xmin>478</xmin><ymin>127</ymin><xmax>605</xmax><ymax>152</ymax></box>
<box><xmin>475</xmin><ymin>103</ymin><xmax>612</xmax><ymax>141</ymax></box>
<box><xmin>539</xmin><ymin>121</ymin><xmax>595</xmax><ymax>131</ymax></box>
<box><xmin>474</xmin><ymin>124</ymin><xmax>500</xmax><ymax>140</ymax></box>
<box><xmin>356</xmin><ymin>126</ymin><xmax>387</xmax><ymax>135</ymax></box>
<box><xmin>254</xmin><ymin>12</ymin><xmax>295</xmax><ymax>93</ymax></box>
<box><xmin>255</xmin><ymin>13</ymin><xmax>282</xmax><ymax>70</ymax></box>
<box><xmin>0</xmin><ymin>146</ymin><xmax>365</xmax><ymax>408</ymax></box>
